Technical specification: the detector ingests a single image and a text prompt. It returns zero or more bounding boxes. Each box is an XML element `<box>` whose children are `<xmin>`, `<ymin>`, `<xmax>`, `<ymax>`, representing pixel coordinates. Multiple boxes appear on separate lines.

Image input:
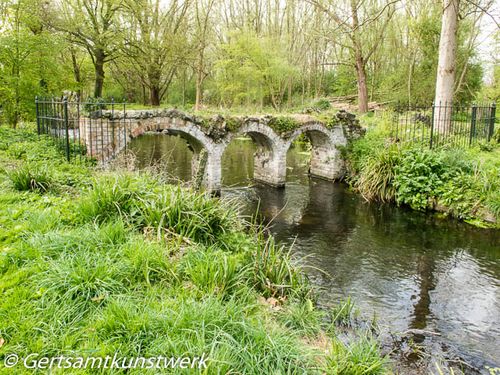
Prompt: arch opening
<box><xmin>222</xmin><ymin>126</ymin><xmax>286</xmax><ymax>188</ymax></box>
<box><xmin>126</xmin><ymin>132</ymin><xmax>200</xmax><ymax>184</ymax></box>
<box><xmin>286</xmin><ymin>125</ymin><xmax>343</xmax><ymax>181</ymax></box>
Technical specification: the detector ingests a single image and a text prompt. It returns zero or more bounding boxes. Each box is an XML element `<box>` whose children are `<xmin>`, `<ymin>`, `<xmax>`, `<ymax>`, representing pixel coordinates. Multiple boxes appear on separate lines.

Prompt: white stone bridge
<box><xmin>79</xmin><ymin>109</ymin><xmax>362</xmax><ymax>192</ymax></box>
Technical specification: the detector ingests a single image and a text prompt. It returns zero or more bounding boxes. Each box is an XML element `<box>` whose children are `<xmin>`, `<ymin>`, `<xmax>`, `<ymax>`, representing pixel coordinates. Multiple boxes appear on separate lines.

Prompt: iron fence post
<box><xmin>63</xmin><ymin>97</ymin><xmax>70</xmax><ymax>162</ymax></box>
<box><xmin>487</xmin><ymin>103</ymin><xmax>496</xmax><ymax>142</ymax></box>
<box><xmin>35</xmin><ymin>96</ymin><xmax>40</xmax><ymax>135</ymax></box>
<box><xmin>469</xmin><ymin>104</ymin><xmax>477</xmax><ymax>146</ymax></box>
<box><xmin>429</xmin><ymin>102</ymin><xmax>435</xmax><ymax>149</ymax></box>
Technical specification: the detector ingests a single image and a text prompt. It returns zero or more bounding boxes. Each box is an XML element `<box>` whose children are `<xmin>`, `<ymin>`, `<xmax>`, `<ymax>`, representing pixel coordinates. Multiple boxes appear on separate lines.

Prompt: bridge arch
<box><xmin>127</xmin><ymin>117</ymin><xmax>224</xmax><ymax>191</ymax></box>
<box><xmin>222</xmin><ymin>121</ymin><xmax>287</xmax><ymax>187</ymax></box>
<box><xmin>284</xmin><ymin>122</ymin><xmax>346</xmax><ymax>181</ymax></box>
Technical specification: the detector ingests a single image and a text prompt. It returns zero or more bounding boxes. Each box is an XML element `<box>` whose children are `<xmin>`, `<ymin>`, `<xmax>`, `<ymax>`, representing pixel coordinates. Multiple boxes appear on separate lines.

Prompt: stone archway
<box><xmin>112</xmin><ymin>116</ymin><xmax>224</xmax><ymax>192</ymax></box>
<box><xmin>223</xmin><ymin>121</ymin><xmax>287</xmax><ymax>187</ymax></box>
<box><xmin>284</xmin><ymin>123</ymin><xmax>346</xmax><ymax>181</ymax></box>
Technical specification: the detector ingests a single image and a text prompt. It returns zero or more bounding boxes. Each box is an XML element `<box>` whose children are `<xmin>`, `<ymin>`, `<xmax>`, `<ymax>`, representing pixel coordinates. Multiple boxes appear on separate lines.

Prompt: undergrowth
<box><xmin>346</xmin><ymin>117</ymin><xmax>500</xmax><ymax>226</ymax></box>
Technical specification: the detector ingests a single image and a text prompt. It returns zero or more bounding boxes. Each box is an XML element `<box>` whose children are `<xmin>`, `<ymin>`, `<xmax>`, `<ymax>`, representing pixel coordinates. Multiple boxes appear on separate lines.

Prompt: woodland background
<box><xmin>0</xmin><ymin>0</ymin><xmax>498</xmax><ymax>127</ymax></box>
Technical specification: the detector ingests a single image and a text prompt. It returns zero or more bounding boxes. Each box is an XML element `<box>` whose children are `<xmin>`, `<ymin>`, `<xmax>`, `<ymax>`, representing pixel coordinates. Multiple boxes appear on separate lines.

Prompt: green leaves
<box><xmin>393</xmin><ymin>149</ymin><xmax>448</xmax><ymax>210</ymax></box>
<box><xmin>348</xmin><ymin>125</ymin><xmax>499</xmax><ymax>224</ymax></box>
<box><xmin>214</xmin><ymin>31</ymin><xmax>298</xmax><ymax>109</ymax></box>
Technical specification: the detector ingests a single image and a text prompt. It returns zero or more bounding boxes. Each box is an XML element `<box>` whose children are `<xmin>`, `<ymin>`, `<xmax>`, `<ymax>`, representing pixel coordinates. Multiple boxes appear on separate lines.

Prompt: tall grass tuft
<box><xmin>326</xmin><ymin>335</ymin><xmax>387</xmax><ymax>375</ymax></box>
<box><xmin>179</xmin><ymin>247</ymin><xmax>248</xmax><ymax>297</ymax></box>
<box><xmin>330</xmin><ymin>297</ymin><xmax>359</xmax><ymax>327</ymax></box>
<box><xmin>251</xmin><ymin>236</ymin><xmax>309</xmax><ymax>299</ymax></box>
<box><xmin>278</xmin><ymin>299</ymin><xmax>323</xmax><ymax>336</ymax></box>
<box><xmin>77</xmin><ymin>173</ymin><xmax>239</xmax><ymax>246</ymax></box>
<box><xmin>354</xmin><ymin>145</ymin><xmax>400</xmax><ymax>202</ymax></box>
<box><xmin>7</xmin><ymin>163</ymin><xmax>52</xmax><ymax>192</ymax></box>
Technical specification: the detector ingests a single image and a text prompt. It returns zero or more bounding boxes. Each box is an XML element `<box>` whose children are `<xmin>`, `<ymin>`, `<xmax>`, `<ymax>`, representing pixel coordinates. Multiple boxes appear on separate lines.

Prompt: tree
<box><xmin>309</xmin><ymin>0</ymin><xmax>397</xmax><ymax>113</ymax></box>
<box><xmin>0</xmin><ymin>0</ymin><xmax>63</xmax><ymax>127</ymax></box>
<box><xmin>49</xmin><ymin>0</ymin><xmax>123</xmax><ymax>98</ymax></box>
<box><xmin>434</xmin><ymin>0</ymin><xmax>460</xmax><ymax>133</ymax></box>
<box><xmin>215</xmin><ymin>32</ymin><xmax>298</xmax><ymax>109</ymax></box>
<box><xmin>192</xmin><ymin>0</ymin><xmax>216</xmax><ymax>111</ymax></box>
<box><xmin>120</xmin><ymin>0</ymin><xmax>191</xmax><ymax>106</ymax></box>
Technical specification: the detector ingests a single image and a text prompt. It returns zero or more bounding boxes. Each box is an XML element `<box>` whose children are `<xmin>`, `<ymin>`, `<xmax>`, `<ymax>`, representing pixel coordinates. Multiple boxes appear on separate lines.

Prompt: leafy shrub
<box><xmin>7</xmin><ymin>163</ymin><xmax>52</xmax><ymax>192</ymax></box>
<box><xmin>393</xmin><ymin>149</ymin><xmax>452</xmax><ymax>210</ymax></box>
<box><xmin>478</xmin><ymin>141</ymin><xmax>494</xmax><ymax>152</ymax></box>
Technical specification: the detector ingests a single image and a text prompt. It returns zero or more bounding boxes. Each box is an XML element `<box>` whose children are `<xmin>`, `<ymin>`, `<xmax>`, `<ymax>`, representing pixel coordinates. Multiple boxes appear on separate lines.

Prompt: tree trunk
<box><xmin>150</xmin><ymin>86</ymin><xmax>161</xmax><ymax>106</ymax></box>
<box><xmin>195</xmin><ymin>68</ymin><xmax>203</xmax><ymax>111</ymax></box>
<box><xmin>93</xmin><ymin>50</ymin><xmax>105</xmax><ymax>98</ymax></box>
<box><xmin>434</xmin><ymin>0</ymin><xmax>459</xmax><ymax>133</ymax></box>
<box><xmin>350</xmin><ymin>0</ymin><xmax>369</xmax><ymax>113</ymax></box>
<box><xmin>355</xmin><ymin>55</ymin><xmax>369</xmax><ymax>113</ymax></box>
<box><xmin>71</xmin><ymin>49</ymin><xmax>82</xmax><ymax>99</ymax></box>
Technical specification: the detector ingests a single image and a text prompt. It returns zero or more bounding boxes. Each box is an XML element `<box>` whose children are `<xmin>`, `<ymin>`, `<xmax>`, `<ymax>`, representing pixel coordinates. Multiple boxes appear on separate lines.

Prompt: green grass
<box><xmin>330</xmin><ymin>297</ymin><xmax>360</xmax><ymax>328</ymax></box>
<box><xmin>326</xmin><ymin>335</ymin><xmax>387</xmax><ymax>375</ymax></box>
<box><xmin>0</xmin><ymin>125</ymin><xmax>388</xmax><ymax>374</ymax></box>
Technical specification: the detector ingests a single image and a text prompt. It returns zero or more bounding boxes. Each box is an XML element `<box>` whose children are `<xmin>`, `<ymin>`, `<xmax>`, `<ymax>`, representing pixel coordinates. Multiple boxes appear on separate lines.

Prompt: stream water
<box><xmin>128</xmin><ymin>134</ymin><xmax>500</xmax><ymax>373</ymax></box>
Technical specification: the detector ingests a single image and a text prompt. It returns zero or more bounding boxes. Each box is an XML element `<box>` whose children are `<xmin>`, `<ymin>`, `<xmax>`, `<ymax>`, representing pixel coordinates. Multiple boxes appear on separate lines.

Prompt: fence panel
<box><xmin>36</xmin><ymin>97</ymin><xmax>129</xmax><ymax>162</ymax></box>
<box><xmin>392</xmin><ymin>102</ymin><xmax>497</xmax><ymax>149</ymax></box>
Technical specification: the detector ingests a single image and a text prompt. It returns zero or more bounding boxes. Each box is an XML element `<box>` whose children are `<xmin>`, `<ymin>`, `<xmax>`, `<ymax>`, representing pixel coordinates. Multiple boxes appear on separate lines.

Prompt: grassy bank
<box><xmin>346</xmin><ymin>115</ymin><xmax>500</xmax><ymax>228</ymax></box>
<box><xmin>0</xmin><ymin>126</ymin><xmax>387</xmax><ymax>374</ymax></box>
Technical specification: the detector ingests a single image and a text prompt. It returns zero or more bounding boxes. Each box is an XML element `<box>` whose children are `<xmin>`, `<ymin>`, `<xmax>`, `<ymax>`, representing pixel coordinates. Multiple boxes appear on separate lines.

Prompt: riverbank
<box><xmin>0</xmin><ymin>126</ymin><xmax>387</xmax><ymax>374</ymax></box>
<box><xmin>346</xmin><ymin>114</ymin><xmax>500</xmax><ymax>228</ymax></box>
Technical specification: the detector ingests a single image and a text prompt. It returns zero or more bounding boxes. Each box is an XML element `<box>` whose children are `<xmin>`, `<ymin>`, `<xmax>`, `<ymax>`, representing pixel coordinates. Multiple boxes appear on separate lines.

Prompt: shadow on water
<box><xmin>128</xmin><ymin>134</ymin><xmax>500</xmax><ymax>370</ymax></box>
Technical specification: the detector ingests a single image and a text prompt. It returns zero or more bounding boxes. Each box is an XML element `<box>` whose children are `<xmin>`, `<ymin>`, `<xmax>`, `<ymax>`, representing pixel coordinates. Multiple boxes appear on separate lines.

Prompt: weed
<box><xmin>330</xmin><ymin>297</ymin><xmax>359</xmax><ymax>327</ymax></box>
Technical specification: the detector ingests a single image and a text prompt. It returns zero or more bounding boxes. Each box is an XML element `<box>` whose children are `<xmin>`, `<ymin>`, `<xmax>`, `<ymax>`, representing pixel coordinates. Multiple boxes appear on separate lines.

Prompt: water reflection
<box><xmin>128</xmin><ymin>133</ymin><xmax>500</xmax><ymax>367</ymax></box>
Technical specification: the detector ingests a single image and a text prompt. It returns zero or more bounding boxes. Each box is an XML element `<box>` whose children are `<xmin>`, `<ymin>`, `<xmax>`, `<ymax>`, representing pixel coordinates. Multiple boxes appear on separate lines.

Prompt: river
<box><xmin>128</xmin><ymin>133</ymin><xmax>500</xmax><ymax>373</ymax></box>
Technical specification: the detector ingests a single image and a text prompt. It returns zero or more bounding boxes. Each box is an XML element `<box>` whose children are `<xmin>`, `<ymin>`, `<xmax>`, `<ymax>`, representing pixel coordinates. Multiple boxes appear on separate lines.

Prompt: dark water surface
<box><xmin>128</xmin><ymin>134</ymin><xmax>500</xmax><ymax>370</ymax></box>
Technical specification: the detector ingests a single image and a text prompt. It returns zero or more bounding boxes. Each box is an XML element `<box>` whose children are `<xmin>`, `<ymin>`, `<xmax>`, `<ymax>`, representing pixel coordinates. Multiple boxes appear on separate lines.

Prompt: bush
<box><xmin>267</xmin><ymin>116</ymin><xmax>299</xmax><ymax>134</ymax></box>
<box><xmin>313</xmin><ymin>98</ymin><xmax>331</xmax><ymax>111</ymax></box>
<box><xmin>393</xmin><ymin>149</ymin><xmax>450</xmax><ymax>210</ymax></box>
<box><xmin>347</xmin><ymin>115</ymin><xmax>499</xmax><ymax>224</ymax></box>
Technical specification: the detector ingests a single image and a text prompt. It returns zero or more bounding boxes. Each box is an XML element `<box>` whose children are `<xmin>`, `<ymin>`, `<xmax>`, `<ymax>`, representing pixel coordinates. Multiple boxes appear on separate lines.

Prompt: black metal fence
<box><xmin>36</xmin><ymin>97</ymin><xmax>128</xmax><ymax>162</ymax></box>
<box><xmin>391</xmin><ymin>102</ymin><xmax>497</xmax><ymax>149</ymax></box>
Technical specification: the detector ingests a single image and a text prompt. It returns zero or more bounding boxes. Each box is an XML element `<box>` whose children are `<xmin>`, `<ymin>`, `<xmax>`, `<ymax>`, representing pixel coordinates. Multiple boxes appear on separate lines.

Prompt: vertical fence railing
<box><xmin>392</xmin><ymin>102</ymin><xmax>498</xmax><ymax>149</ymax></box>
<box><xmin>35</xmin><ymin>97</ymin><xmax>128</xmax><ymax>163</ymax></box>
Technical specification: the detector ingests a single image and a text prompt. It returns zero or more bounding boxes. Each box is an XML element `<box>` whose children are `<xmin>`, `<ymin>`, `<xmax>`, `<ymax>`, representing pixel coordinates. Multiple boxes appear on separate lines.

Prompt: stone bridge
<box><xmin>79</xmin><ymin>109</ymin><xmax>363</xmax><ymax>192</ymax></box>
